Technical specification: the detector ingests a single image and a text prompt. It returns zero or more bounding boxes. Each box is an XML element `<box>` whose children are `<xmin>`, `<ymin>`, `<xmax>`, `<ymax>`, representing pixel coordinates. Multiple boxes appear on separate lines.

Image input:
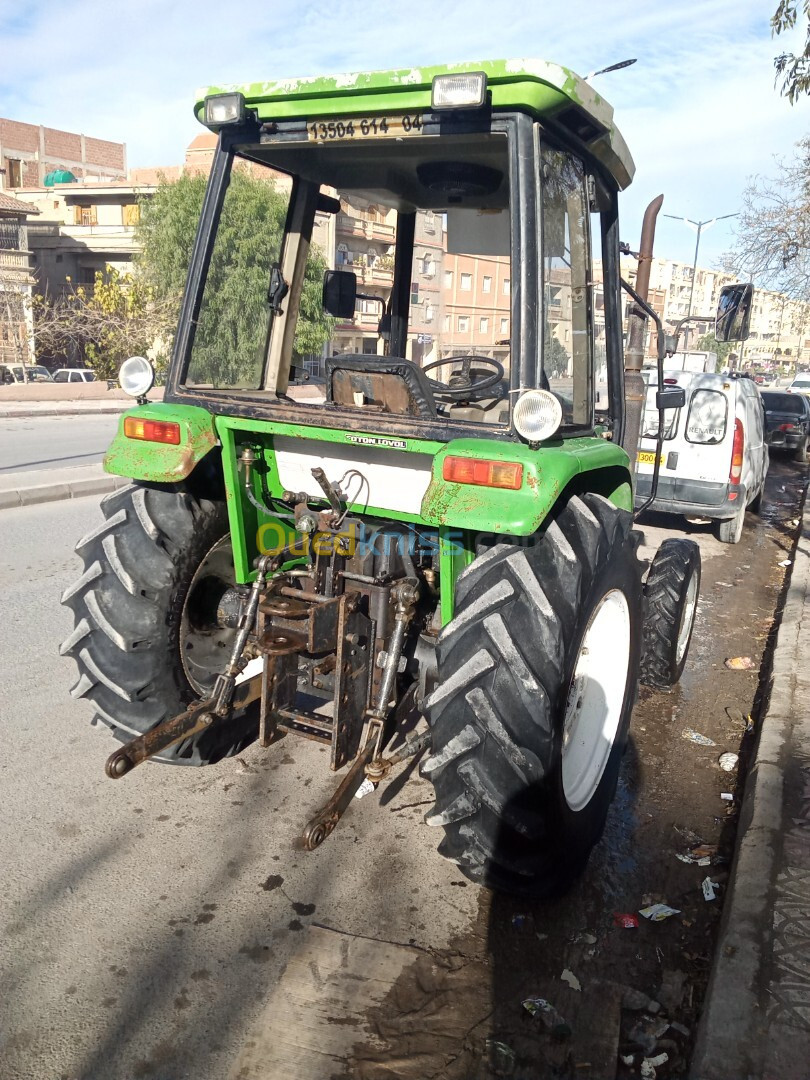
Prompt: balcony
<box><xmin>336</xmin><ymin>214</ymin><xmax>396</xmax><ymax>243</ymax></box>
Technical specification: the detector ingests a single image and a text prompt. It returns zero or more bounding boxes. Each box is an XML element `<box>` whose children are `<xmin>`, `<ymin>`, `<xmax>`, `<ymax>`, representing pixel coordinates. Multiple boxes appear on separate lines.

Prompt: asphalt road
<box><xmin>0</xmin><ymin>458</ymin><xmax>806</xmax><ymax>1079</ymax></box>
<box><xmin>0</xmin><ymin>414</ymin><xmax>119</xmax><ymax>473</ymax></box>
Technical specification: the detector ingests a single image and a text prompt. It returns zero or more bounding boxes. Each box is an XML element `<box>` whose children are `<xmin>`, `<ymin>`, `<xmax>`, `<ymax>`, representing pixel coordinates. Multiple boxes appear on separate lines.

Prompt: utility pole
<box><xmin>663</xmin><ymin>213</ymin><xmax>739</xmax><ymax>348</ymax></box>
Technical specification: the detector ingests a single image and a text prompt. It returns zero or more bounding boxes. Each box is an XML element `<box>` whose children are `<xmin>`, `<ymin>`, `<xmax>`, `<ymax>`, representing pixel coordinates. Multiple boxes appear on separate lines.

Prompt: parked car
<box><xmin>52</xmin><ymin>368</ymin><xmax>97</xmax><ymax>383</ymax></box>
<box><xmin>636</xmin><ymin>369</ymin><xmax>769</xmax><ymax>543</ymax></box>
<box><xmin>761</xmin><ymin>390</ymin><xmax>810</xmax><ymax>462</ymax></box>
<box><xmin>788</xmin><ymin>374</ymin><xmax>810</xmax><ymax>396</ymax></box>
<box><xmin>0</xmin><ymin>364</ymin><xmax>54</xmax><ymax>384</ymax></box>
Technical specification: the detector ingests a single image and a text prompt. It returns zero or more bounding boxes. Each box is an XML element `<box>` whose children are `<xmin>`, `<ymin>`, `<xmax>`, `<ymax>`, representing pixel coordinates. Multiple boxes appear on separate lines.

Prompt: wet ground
<box><xmin>1</xmin><ymin>457</ymin><xmax>807</xmax><ymax>1080</ymax></box>
<box><xmin>331</xmin><ymin>454</ymin><xmax>809</xmax><ymax>1080</ymax></box>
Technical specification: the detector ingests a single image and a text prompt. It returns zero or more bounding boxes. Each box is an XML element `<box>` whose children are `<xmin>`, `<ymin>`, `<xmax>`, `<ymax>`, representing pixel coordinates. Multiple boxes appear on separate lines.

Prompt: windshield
<box><xmin>181</xmin><ymin>126</ymin><xmax>514</xmax><ymax>427</ymax></box>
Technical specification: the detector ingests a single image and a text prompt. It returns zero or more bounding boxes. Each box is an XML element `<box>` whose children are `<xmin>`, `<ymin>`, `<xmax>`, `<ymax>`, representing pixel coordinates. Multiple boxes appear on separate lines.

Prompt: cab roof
<box><xmin>195</xmin><ymin>58</ymin><xmax>635</xmax><ymax>191</ymax></box>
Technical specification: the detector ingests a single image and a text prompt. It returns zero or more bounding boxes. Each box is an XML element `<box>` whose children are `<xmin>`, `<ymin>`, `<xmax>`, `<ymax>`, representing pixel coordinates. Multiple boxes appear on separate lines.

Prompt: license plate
<box><xmin>637</xmin><ymin>451</ymin><xmax>665</xmax><ymax>466</ymax></box>
<box><xmin>307</xmin><ymin>115</ymin><xmax>424</xmax><ymax>142</ymax></box>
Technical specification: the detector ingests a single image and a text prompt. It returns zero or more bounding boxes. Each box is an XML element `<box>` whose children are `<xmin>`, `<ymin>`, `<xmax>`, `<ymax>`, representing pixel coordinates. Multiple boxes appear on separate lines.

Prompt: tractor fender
<box><xmin>103</xmin><ymin>403</ymin><xmax>219</xmax><ymax>483</ymax></box>
<box><xmin>420</xmin><ymin>437</ymin><xmax>633</xmax><ymax>535</ymax></box>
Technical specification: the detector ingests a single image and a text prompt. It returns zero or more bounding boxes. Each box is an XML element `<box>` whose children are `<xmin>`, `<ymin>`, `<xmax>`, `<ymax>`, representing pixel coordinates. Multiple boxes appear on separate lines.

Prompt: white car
<box><xmin>636</xmin><ymin>369</ymin><xmax>769</xmax><ymax>544</ymax></box>
<box><xmin>53</xmin><ymin>368</ymin><xmax>97</xmax><ymax>383</ymax></box>
<box><xmin>0</xmin><ymin>363</ymin><xmax>54</xmax><ymax>384</ymax></box>
<box><xmin>787</xmin><ymin>375</ymin><xmax>810</xmax><ymax>396</ymax></box>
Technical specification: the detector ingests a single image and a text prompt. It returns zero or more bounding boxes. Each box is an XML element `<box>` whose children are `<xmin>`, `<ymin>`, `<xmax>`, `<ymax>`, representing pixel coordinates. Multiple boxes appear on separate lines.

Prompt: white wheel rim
<box><xmin>562</xmin><ymin>589</ymin><xmax>631</xmax><ymax>812</ymax></box>
<box><xmin>676</xmin><ymin>571</ymin><xmax>699</xmax><ymax>664</ymax></box>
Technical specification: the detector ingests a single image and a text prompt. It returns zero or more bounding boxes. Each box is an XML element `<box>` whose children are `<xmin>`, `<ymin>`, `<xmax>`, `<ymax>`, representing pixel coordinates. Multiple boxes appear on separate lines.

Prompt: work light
<box><xmin>431</xmin><ymin>72</ymin><xmax>487</xmax><ymax>110</ymax></box>
<box><xmin>513</xmin><ymin>389</ymin><xmax>563</xmax><ymax>444</ymax></box>
<box><xmin>119</xmin><ymin>355</ymin><xmax>155</xmax><ymax>399</ymax></box>
<box><xmin>204</xmin><ymin>92</ymin><xmax>247</xmax><ymax>129</ymax></box>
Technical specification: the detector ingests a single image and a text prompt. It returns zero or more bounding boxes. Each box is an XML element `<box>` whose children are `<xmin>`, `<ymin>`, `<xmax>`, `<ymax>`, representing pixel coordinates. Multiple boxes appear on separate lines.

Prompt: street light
<box><xmin>663</xmin><ymin>212</ymin><xmax>739</xmax><ymax>346</ymax></box>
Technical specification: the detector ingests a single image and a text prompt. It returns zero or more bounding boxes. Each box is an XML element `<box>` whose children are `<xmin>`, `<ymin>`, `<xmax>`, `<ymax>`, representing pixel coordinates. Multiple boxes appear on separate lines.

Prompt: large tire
<box><xmin>639</xmin><ymin>538</ymin><xmax>701</xmax><ymax>689</ymax></box>
<box><xmin>422</xmin><ymin>493</ymin><xmax>643</xmax><ymax>897</ymax></box>
<box><xmin>794</xmin><ymin>437</ymin><xmax>808</xmax><ymax>464</ymax></box>
<box><xmin>60</xmin><ymin>483</ymin><xmax>257</xmax><ymax>765</ymax></box>
<box><xmin>717</xmin><ymin>504</ymin><xmax>745</xmax><ymax>544</ymax></box>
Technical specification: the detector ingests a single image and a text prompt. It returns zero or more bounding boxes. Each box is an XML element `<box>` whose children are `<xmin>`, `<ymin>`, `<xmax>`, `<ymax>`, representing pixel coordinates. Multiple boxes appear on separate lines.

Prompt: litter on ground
<box><xmin>639</xmin><ymin>904</ymin><xmax>681</xmax><ymax>922</ymax></box>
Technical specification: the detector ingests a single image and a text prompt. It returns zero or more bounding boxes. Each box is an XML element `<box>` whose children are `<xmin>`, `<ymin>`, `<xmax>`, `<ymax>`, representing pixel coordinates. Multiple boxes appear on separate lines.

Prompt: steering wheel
<box><xmin>421</xmin><ymin>355</ymin><xmax>505</xmax><ymax>399</ymax></box>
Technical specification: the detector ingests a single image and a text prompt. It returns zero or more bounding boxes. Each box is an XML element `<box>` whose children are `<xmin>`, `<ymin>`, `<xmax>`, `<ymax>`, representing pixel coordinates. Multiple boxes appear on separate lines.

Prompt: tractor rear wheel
<box><xmin>423</xmin><ymin>494</ymin><xmax>642</xmax><ymax>897</ymax></box>
<box><xmin>639</xmin><ymin>538</ymin><xmax>701</xmax><ymax>689</ymax></box>
<box><xmin>60</xmin><ymin>483</ymin><xmax>256</xmax><ymax>765</ymax></box>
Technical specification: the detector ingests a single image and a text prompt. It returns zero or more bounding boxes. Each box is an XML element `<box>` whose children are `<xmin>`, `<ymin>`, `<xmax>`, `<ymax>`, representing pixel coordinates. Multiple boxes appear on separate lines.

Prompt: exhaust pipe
<box><xmin>622</xmin><ymin>194</ymin><xmax>663</xmax><ymax>467</ymax></box>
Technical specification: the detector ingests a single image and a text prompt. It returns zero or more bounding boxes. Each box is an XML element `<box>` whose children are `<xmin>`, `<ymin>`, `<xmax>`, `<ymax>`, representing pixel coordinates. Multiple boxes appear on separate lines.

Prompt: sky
<box><xmin>1</xmin><ymin>0</ymin><xmax>808</xmax><ymax>273</ymax></box>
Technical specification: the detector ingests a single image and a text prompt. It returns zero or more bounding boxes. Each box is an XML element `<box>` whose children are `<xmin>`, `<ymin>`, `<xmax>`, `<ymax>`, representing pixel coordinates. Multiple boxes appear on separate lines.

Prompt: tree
<box><xmin>724</xmin><ymin>137</ymin><xmax>810</xmax><ymax>300</ymax></box>
<box><xmin>33</xmin><ymin>269</ymin><xmax>175</xmax><ymax>380</ymax></box>
<box><xmin>136</xmin><ymin>171</ymin><xmax>333</xmax><ymax>385</ymax></box>
<box><xmin>695</xmin><ymin>331</ymin><xmax>735</xmax><ymax>366</ymax></box>
<box><xmin>544</xmin><ymin>330</ymin><xmax>570</xmax><ymax>378</ymax></box>
<box><xmin>772</xmin><ymin>1</ymin><xmax>810</xmax><ymax>103</ymax></box>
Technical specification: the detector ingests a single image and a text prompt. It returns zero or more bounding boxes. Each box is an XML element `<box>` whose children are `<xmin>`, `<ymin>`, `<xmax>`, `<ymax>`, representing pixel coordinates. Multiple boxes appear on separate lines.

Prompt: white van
<box><xmin>635</xmin><ymin>370</ymin><xmax>768</xmax><ymax>543</ymax></box>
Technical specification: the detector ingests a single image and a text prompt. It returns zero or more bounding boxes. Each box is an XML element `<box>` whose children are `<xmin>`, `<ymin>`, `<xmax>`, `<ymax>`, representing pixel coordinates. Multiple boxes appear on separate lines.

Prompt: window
<box><xmin>479</xmin><ymin>317</ymin><xmax>489</xmax><ymax>334</ymax></box>
<box><xmin>6</xmin><ymin>159</ymin><xmax>22</xmax><ymax>188</ymax></box>
<box><xmin>482</xmin><ymin>275</ymin><xmax>492</xmax><ymax>293</ymax></box>
<box><xmin>500</xmin><ymin>317</ymin><xmax>509</xmax><ymax>335</ymax></box>
<box><xmin>541</xmin><ymin>146</ymin><xmax>592</xmax><ymax>426</ymax></box>
<box><xmin>0</xmin><ymin>219</ymin><xmax>21</xmax><ymax>251</ymax></box>
<box><xmin>458</xmin><ymin>316</ymin><xmax>470</xmax><ymax>332</ymax></box>
<box><xmin>502</xmin><ymin>278</ymin><xmax>510</xmax><ymax>295</ymax></box>
<box><xmin>686</xmin><ymin>389</ymin><xmax>728</xmax><ymax>444</ymax></box>
<box><xmin>444</xmin><ymin>270</ymin><xmax>453</xmax><ymax>289</ymax></box>
<box><xmin>443</xmin><ymin>314</ymin><xmax>451</xmax><ymax>332</ymax></box>
<box><xmin>122</xmin><ymin>203</ymin><xmax>140</xmax><ymax>226</ymax></box>
<box><xmin>74</xmin><ymin>205</ymin><xmax>97</xmax><ymax>226</ymax></box>
<box><xmin>424</xmin><ymin>210</ymin><xmax>436</xmax><ymax>233</ymax></box>
<box><xmin>425</xmin><ymin>302</ymin><xmax>434</xmax><ymax>323</ymax></box>
<box><xmin>422</xmin><ymin>254</ymin><xmax>435</xmax><ymax>277</ymax></box>
<box><xmin>460</xmin><ymin>273</ymin><xmax>472</xmax><ymax>291</ymax></box>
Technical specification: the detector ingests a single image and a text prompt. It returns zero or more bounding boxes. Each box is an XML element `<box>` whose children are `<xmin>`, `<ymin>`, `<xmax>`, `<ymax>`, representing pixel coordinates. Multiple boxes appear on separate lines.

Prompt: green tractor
<box><xmin>61</xmin><ymin>60</ymin><xmax>737</xmax><ymax>896</ymax></box>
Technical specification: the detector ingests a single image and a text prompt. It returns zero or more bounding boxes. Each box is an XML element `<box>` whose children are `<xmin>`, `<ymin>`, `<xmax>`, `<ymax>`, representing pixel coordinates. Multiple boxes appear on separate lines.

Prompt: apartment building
<box><xmin>440</xmin><ymin>251</ymin><xmax>510</xmax><ymax>367</ymax></box>
<box><xmin>0</xmin><ymin>191</ymin><xmax>38</xmax><ymax>366</ymax></box>
<box><xmin>0</xmin><ymin>119</ymin><xmax>125</xmax><ymax>191</ymax></box>
<box><xmin>16</xmin><ymin>181</ymin><xmax>157</xmax><ymax>296</ymax></box>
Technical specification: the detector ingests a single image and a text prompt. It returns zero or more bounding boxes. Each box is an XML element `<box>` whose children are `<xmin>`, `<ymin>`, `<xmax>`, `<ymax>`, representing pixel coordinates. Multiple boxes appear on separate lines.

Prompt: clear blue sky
<box><xmin>1</xmin><ymin>0</ymin><xmax>807</xmax><ymax>270</ymax></box>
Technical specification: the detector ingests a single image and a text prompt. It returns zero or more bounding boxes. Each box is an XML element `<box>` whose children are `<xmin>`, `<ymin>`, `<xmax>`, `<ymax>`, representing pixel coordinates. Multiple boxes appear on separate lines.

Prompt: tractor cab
<box><xmin>168</xmin><ymin>63</ymin><xmax>634</xmax><ymax>451</ymax></box>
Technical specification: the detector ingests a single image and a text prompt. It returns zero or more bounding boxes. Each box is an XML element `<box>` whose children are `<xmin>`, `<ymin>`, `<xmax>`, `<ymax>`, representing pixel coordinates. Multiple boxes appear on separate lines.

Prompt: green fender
<box><xmin>422</xmin><ymin>436</ymin><xmax>634</xmax><ymax>534</ymax></box>
<box><xmin>103</xmin><ymin>402</ymin><xmax>219</xmax><ymax>483</ymax></box>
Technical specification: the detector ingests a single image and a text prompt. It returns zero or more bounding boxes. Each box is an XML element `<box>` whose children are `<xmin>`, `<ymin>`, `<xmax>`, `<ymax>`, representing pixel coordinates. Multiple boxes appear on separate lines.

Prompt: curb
<box><xmin>690</xmin><ymin>480</ymin><xmax>810</xmax><ymax>1079</ymax></box>
<box><xmin>0</xmin><ymin>407</ymin><xmax>129</xmax><ymax>418</ymax></box>
<box><xmin>0</xmin><ymin>473</ymin><xmax>128</xmax><ymax>510</ymax></box>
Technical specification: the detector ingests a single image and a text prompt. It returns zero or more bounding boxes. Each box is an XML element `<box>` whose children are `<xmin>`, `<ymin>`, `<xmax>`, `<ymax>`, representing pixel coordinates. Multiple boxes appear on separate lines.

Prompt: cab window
<box><xmin>540</xmin><ymin>147</ymin><xmax>592</xmax><ymax>427</ymax></box>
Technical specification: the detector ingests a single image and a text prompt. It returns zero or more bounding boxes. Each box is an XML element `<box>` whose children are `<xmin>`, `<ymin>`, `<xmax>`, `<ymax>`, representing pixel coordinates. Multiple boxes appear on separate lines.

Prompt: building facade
<box><xmin>0</xmin><ymin>191</ymin><xmax>38</xmax><ymax>368</ymax></box>
<box><xmin>17</xmin><ymin>181</ymin><xmax>157</xmax><ymax>297</ymax></box>
<box><xmin>0</xmin><ymin>119</ymin><xmax>125</xmax><ymax>190</ymax></box>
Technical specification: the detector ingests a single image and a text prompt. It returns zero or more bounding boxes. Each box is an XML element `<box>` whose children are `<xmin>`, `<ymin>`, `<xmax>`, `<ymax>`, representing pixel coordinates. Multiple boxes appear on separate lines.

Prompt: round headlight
<box><xmin>119</xmin><ymin>356</ymin><xmax>155</xmax><ymax>398</ymax></box>
<box><xmin>513</xmin><ymin>389</ymin><xmax>563</xmax><ymax>444</ymax></box>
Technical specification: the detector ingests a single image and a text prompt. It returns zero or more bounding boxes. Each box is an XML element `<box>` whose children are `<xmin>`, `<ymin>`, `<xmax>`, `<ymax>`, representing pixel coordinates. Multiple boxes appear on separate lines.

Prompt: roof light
<box><xmin>204</xmin><ymin>92</ymin><xmax>247</xmax><ymax>129</ymax></box>
<box><xmin>513</xmin><ymin>389</ymin><xmax>563</xmax><ymax>444</ymax></box>
<box><xmin>431</xmin><ymin>72</ymin><xmax>487</xmax><ymax>110</ymax></box>
<box><xmin>119</xmin><ymin>355</ymin><xmax>155</xmax><ymax>398</ymax></box>
<box><xmin>124</xmin><ymin>417</ymin><xmax>181</xmax><ymax>445</ymax></box>
<box><xmin>443</xmin><ymin>456</ymin><xmax>523</xmax><ymax>490</ymax></box>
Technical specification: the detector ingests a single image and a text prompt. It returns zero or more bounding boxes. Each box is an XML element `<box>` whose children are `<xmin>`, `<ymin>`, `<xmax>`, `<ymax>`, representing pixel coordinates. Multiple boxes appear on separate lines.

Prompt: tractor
<box><xmin>61</xmin><ymin>60</ymin><xmax>748</xmax><ymax>896</ymax></box>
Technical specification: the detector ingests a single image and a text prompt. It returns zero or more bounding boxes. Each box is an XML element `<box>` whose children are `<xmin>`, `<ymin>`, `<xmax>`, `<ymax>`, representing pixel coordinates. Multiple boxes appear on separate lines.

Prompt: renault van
<box><xmin>635</xmin><ymin>370</ymin><xmax>768</xmax><ymax>543</ymax></box>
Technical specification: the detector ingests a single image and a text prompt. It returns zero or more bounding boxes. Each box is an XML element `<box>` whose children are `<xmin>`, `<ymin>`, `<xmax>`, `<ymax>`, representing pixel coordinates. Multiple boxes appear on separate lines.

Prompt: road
<box><xmin>0</xmin><ymin>457</ymin><xmax>806</xmax><ymax>1080</ymax></box>
<box><xmin>0</xmin><ymin>414</ymin><xmax>119</xmax><ymax>473</ymax></box>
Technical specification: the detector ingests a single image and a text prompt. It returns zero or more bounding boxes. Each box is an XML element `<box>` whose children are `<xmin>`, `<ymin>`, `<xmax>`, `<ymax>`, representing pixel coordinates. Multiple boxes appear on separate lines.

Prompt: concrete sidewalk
<box><xmin>692</xmin><ymin>486</ymin><xmax>810</xmax><ymax>1078</ymax></box>
<box><xmin>0</xmin><ymin>463</ymin><xmax>127</xmax><ymax>509</ymax></box>
<box><xmin>0</xmin><ymin>399</ymin><xmax>132</xmax><ymax>418</ymax></box>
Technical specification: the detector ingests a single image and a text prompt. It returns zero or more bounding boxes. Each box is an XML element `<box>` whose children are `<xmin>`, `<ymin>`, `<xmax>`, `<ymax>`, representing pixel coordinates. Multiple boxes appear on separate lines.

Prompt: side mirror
<box><xmin>322</xmin><ymin>270</ymin><xmax>357</xmax><ymax>319</ymax></box>
<box><xmin>715</xmin><ymin>283</ymin><xmax>753</xmax><ymax>342</ymax></box>
<box><xmin>656</xmin><ymin>387</ymin><xmax>686</xmax><ymax>410</ymax></box>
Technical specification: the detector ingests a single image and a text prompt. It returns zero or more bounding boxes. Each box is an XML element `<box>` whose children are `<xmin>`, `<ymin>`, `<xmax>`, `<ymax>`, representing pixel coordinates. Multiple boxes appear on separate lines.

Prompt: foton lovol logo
<box><xmin>344</xmin><ymin>435</ymin><xmax>408</xmax><ymax>450</ymax></box>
